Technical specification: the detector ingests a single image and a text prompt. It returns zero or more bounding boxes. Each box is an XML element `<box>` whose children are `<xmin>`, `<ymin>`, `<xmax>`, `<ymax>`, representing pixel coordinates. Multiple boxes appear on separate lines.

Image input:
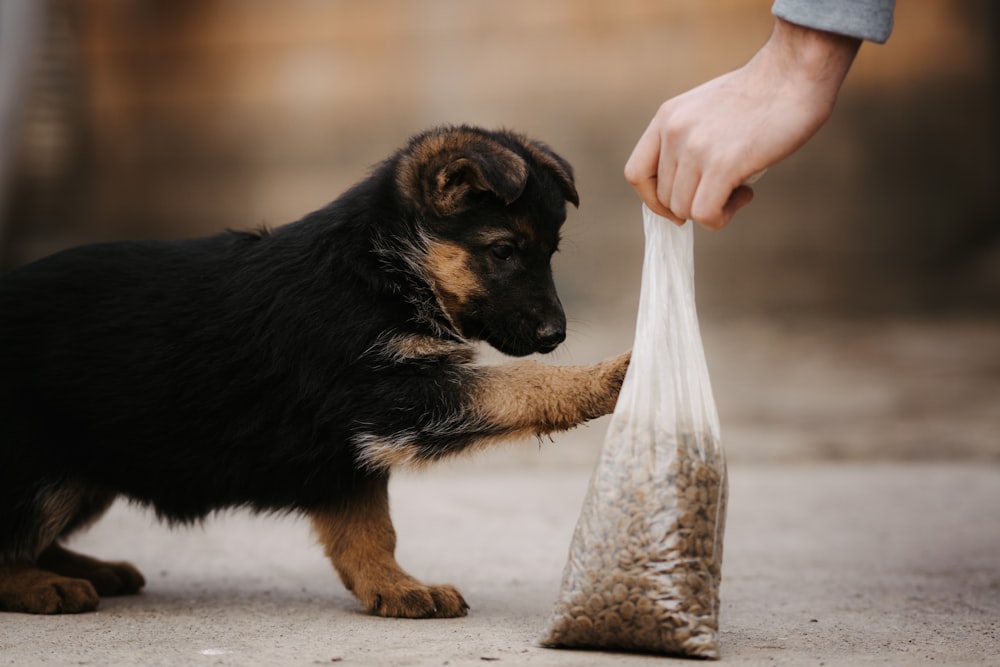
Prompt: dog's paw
<box><xmin>605</xmin><ymin>350</ymin><xmax>631</xmax><ymax>389</ymax></box>
<box><xmin>0</xmin><ymin>568</ymin><xmax>100</xmax><ymax>614</ymax></box>
<box><xmin>590</xmin><ymin>350</ymin><xmax>631</xmax><ymax>416</ymax></box>
<box><xmin>367</xmin><ymin>582</ymin><xmax>469</xmax><ymax>619</ymax></box>
<box><xmin>81</xmin><ymin>560</ymin><xmax>146</xmax><ymax>597</ymax></box>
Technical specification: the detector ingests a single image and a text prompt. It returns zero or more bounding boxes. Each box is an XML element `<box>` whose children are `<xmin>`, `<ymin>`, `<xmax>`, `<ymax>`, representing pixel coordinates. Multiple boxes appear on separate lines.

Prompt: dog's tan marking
<box><xmin>357</xmin><ymin>430</ymin><xmax>526</xmax><ymax>473</ymax></box>
<box><xmin>381</xmin><ymin>334</ymin><xmax>474</xmax><ymax>365</ymax></box>
<box><xmin>34</xmin><ymin>484</ymin><xmax>115</xmax><ymax>560</ymax></box>
<box><xmin>36</xmin><ymin>487</ymin><xmax>86</xmax><ymax>555</ymax></box>
<box><xmin>310</xmin><ymin>476</ymin><xmax>468</xmax><ymax>618</ymax></box>
<box><xmin>423</xmin><ymin>239</ymin><xmax>482</xmax><ymax>325</ymax></box>
<box><xmin>354</xmin><ymin>435</ymin><xmax>427</xmax><ymax>471</ymax></box>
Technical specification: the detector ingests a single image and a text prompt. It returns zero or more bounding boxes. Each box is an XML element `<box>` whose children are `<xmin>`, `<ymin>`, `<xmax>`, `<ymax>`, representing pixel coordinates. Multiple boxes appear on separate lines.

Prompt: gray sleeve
<box><xmin>772</xmin><ymin>0</ymin><xmax>895</xmax><ymax>43</ymax></box>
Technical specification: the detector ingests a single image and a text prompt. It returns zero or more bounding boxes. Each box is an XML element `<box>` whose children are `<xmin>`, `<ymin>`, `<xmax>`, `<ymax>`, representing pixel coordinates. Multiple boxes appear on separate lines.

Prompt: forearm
<box><xmin>754</xmin><ymin>17</ymin><xmax>862</xmax><ymax>120</ymax></box>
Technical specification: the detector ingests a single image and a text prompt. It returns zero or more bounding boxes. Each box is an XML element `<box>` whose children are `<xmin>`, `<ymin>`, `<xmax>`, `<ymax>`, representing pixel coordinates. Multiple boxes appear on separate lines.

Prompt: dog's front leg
<box><xmin>355</xmin><ymin>351</ymin><xmax>631</xmax><ymax>470</ymax></box>
<box><xmin>470</xmin><ymin>351</ymin><xmax>631</xmax><ymax>441</ymax></box>
<box><xmin>309</xmin><ymin>474</ymin><xmax>468</xmax><ymax>619</ymax></box>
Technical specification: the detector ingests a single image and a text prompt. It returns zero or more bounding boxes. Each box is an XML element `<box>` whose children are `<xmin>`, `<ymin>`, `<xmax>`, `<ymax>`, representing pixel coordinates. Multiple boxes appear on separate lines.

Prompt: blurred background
<box><xmin>1</xmin><ymin>0</ymin><xmax>997</xmax><ymax>464</ymax></box>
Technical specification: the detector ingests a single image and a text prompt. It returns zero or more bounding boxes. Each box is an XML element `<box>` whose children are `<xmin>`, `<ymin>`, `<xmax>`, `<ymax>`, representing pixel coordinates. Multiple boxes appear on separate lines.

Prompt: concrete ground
<box><xmin>2</xmin><ymin>317</ymin><xmax>998</xmax><ymax>666</ymax></box>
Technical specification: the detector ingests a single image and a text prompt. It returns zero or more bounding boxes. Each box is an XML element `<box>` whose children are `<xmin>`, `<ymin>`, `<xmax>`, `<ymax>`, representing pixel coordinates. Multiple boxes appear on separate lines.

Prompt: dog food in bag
<box><xmin>542</xmin><ymin>205</ymin><xmax>728</xmax><ymax>658</ymax></box>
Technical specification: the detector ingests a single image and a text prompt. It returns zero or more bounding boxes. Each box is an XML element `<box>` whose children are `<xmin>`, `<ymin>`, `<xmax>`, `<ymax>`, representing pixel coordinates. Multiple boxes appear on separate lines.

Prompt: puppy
<box><xmin>0</xmin><ymin>125</ymin><xmax>629</xmax><ymax>617</ymax></box>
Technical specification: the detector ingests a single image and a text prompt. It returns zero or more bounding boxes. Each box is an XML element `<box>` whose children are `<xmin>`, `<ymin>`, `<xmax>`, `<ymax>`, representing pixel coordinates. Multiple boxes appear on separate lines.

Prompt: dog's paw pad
<box><xmin>369</xmin><ymin>583</ymin><xmax>468</xmax><ymax>619</ymax></box>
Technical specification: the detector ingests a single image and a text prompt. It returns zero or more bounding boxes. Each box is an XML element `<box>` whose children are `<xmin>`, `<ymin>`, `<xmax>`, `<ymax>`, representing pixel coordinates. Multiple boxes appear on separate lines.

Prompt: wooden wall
<box><xmin>3</xmin><ymin>0</ymin><xmax>997</xmax><ymax>317</ymax></box>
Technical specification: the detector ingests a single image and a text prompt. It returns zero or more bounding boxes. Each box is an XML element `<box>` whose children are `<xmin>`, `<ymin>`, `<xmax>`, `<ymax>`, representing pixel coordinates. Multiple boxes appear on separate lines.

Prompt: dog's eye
<box><xmin>490</xmin><ymin>243</ymin><xmax>514</xmax><ymax>260</ymax></box>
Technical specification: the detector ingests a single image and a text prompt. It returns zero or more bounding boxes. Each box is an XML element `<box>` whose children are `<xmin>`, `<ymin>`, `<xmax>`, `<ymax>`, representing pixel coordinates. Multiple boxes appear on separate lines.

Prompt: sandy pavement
<box><xmin>2</xmin><ymin>317</ymin><xmax>998</xmax><ymax>666</ymax></box>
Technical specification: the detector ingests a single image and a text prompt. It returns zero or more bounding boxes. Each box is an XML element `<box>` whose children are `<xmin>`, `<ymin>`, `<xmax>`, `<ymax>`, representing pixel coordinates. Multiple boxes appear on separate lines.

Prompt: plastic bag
<box><xmin>541</xmin><ymin>205</ymin><xmax>728</xmax><ymax>658</ymax></box>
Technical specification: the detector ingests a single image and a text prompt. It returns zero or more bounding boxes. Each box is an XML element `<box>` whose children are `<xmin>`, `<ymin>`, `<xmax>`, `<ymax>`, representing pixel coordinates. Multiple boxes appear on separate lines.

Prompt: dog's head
<box><xmin>395</xmin><ymin>126</ymin><xmax>579</xmax><ymax>357</ymax></box>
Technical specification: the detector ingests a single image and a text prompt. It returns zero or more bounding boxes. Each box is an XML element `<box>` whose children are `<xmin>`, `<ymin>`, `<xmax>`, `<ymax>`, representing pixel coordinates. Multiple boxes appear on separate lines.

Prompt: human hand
<box><xmin>624</xmin><ymin>18</ymin><xmax>861</xmax><ymax>230</ymax></box>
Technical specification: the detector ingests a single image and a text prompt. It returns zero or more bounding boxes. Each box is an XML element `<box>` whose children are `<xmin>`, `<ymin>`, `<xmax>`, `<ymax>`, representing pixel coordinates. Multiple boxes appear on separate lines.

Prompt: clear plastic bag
<box><xmin>542</xmin><ymin>206</ymin><xmax>728</xmax><ymax>658</ymax></box>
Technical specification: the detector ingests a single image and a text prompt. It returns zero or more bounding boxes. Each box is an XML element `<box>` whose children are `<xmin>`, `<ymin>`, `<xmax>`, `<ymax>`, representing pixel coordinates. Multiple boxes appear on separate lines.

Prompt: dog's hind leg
<box><xmin>310</xmin><ymin>474</ymin><xmax>469</xmax><ymax>619</ymax></box>
<box><xmin>0</xmin><ymin>481</ymin><xmax>142</xmax><ymax>614</ymax></box>
<box><xmin>37</xmin><ymin>542</ymin><xmax>145</xmax><ymax>598</ymax></box>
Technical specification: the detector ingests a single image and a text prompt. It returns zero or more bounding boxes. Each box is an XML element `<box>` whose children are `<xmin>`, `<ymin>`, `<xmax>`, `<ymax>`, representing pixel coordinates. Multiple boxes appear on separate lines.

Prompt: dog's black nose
<box><xmin>536</xmin><ymin>322</ymin><xmax>566</xmax><ymax>351</ymax></box>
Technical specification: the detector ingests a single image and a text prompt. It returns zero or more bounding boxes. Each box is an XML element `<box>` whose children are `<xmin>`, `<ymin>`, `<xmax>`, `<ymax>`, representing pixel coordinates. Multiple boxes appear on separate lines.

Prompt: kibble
<box><xmin>541</xmin><ymin>420</ymin><xmax>728</xmax><ymax>658</ymax></box>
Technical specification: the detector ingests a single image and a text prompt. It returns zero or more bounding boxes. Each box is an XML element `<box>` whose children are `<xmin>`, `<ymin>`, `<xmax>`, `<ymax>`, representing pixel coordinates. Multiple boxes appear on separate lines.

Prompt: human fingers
<box><xmin>692</xmin><ymin>184</ymin><xmax>755</xmax><ymax>231</ymax></box>
<box><xmin>688</xmin><ymin>167</ymin><xmax>736</xmax><ymax>229</ymax></box>
<box><xmin>634</xmin><ymin>169</ymin><xmax>676</xmax><ymax>221</ymax></box>
<box><xmin>721</xmin><ymin>185</ymin><xmax>755</xmax><ymax>225</ymax></box>
<box><xmin>690</xmin><ymin>165</ymin><xmax>766</xmax><ymax>229</ymax></box>
<box><xmin>666</xmin><ymin>158</ymin><xmax>699</xmax><ymax>223</ymax></box>
<box><xmin>654</xmin><ymin>146</ymin><xmax>687</xmax><ymax>224</ymax></box>
<box><xmin>624</xmin><ymin>126</ymin><xmax>676</xmax><ymax>220</ymax></box>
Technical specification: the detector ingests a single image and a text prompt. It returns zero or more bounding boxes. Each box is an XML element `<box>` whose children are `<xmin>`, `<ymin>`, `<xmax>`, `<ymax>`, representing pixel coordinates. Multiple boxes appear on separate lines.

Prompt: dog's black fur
<box><xmin>0</xmin><ymin>125</ymin><xmax>628</xmax><ymax>616</ymax></box>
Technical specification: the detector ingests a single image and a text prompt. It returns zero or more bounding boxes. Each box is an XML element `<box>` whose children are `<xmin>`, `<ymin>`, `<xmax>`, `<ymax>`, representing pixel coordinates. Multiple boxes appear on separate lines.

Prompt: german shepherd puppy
<box><xmin>0</xmin><ymin>125</ymin><xmax>629</xmax><ymax>617</ymax></box>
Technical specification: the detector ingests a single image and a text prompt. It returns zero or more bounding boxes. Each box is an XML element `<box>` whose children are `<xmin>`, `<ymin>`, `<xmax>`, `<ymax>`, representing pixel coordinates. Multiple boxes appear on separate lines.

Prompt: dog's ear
<box><xmin>519</xmin><ymin>138</ymin><xmax>580</xmax><ymax>208</ymax></box>
<box><xmin>430</xmin><ymin>150</ymin><xmax>528</xmax><ymax>217</ymax></box>
<box><xmin>398</xmin><ymin>130</ymin><xmax>529</xmax><ymax>218</ymax></box>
